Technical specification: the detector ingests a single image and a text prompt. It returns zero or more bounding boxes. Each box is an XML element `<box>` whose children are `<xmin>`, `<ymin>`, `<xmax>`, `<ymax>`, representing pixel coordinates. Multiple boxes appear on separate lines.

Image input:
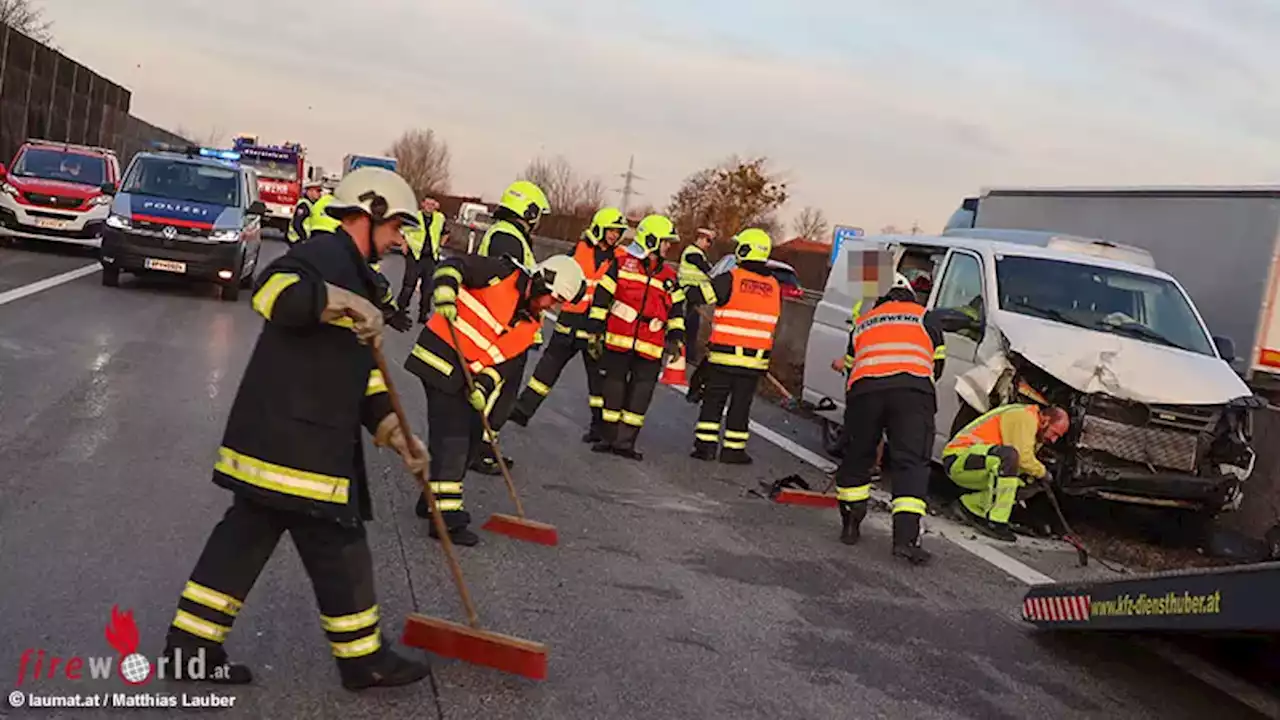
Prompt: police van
<box><xmin>99</xmin><ymin>145</ymin><xmax>266</xmax><ymax>301</ymax></box>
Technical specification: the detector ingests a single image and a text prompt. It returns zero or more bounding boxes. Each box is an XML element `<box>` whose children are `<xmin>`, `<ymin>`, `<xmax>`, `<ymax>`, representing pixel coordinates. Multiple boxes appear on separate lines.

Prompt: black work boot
<box><xmin>591</xmin><ymin>440</ymin><xmax>614</xmax><ymax>454</ymax></box>
<box><xmin>582</xmin><ymin>424</ymin><xmax>603</xmax><ymax>444</ymax></box>
<box><xmin>508</xmin><ymin>407</ymin><xmax>531</xmax><ymax>428</ymax></box>
<box><xmin>690</xmin><ymin>443</ymin><xmax>717</xmax><ymax>462</ymax></box>
<box><xmin>612</xmin><ymin>446</ymin><xmax>644</xmax><ymax>461</ymax></box>
<box><xmin>339</xmin><ymin>647</ymin><xmax>429</xmax><ymax>691</ymax></box>
<box><xmin>160</xmin><ymin>643</ymin><xmax>253</xmax><ymax>685</ymax></box>
<box><xmin>982</xmin><ymin>520</ymin><xmax>1018</xmax><ymax>543</ymax></box>
<box><xmin>718</xmin><ymin>449</ymin><xmax>753</xmax><ymax>465</ymax></box>
<box><xmin>839</xmin><ymin>502</ymin><xmax>867</xmax><ymax>545</ymax></box>
<box><xmin>891</xmin><ymin>513</ymin><xmax>931</xmax><ymax>565</ymax></box>
<box><xmin>469</xmin><ymin>455</ymin><xmax>512</xmax><ymax>476</ymax></box>
<box><xmin>428</xmin><ymin>522</ymin><xmax>480</xmax><ymax>547</ymax></box>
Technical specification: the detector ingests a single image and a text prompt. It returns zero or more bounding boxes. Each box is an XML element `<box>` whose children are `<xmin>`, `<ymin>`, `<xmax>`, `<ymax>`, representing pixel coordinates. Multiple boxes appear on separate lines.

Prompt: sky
<box><xmin>31</xmin><ymin>0</ymin><xmax>1280</xmax><ymax>234</ymax></box>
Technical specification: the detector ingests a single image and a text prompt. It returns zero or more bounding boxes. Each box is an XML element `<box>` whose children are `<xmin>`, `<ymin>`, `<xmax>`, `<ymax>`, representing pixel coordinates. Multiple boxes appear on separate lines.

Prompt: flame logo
<box><xmin>104</xmin><ymin>605</ymin><xmax>152</xmax><ymax>685</ymax></box>
<box><xmin>104</xmin><ymin>606</ymin><xmax>139</xmax><ymax>656</ymax></box>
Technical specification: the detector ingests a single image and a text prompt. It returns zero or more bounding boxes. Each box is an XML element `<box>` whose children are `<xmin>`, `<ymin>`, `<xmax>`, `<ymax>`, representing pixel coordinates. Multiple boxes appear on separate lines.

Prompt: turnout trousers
<box><xmin>514</xmin><ymin>331</ymin><xmax>604</xmax><ymax>436</ymax></box>
<box><xmin>415</xmin><ymin>379</ymin><xmax>483</xmax><ymax>529</ymax></box>
<box><xmin>166</xmin><ymin>495</ymin><xmax>385</xmax><ymax>671</ymax></box>
<box><xmin>396</xmin><ymin>252</ymin><xmax>436</xmax><ymax>322</ymax></box>
<box><xmin>598</xmin><ymin>349</ymin><xmax>662</xmax><ymax>452</ymax></box>
<box><xmin>835</xmin><ymin>387</ymin><xmax>936</xmax><ymax>546</ymax></box>
<box><xmin>475</xmin><ymin>351</ymin><xmax>527</xmax><ymax>464</ymax></box>
<box><xmin>684</xmin><ymin>305</ymin><xmax>703</xmax><ymax>365</ymax></box>
<box><xmin>943</xmin><ymin>444</ymin><xmax>1022</xmax><ymax>525</ymax></box>
<box><xmin>692</xmin><ymin>366</ymin><xmax>760</xmax><ymax>462</ymax></box>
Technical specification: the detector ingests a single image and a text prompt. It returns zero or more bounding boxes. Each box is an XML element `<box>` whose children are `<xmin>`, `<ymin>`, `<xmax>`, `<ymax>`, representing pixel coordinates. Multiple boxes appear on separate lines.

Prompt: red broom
<box><xmin>445</xmin><ymin>318</ymin><xmax>559</xmax><ymax>546</ymax></box>
<box><xmin>371</xmin><ymin>345</ymin><xmax>549</xmax><ymax>680</ymax></box>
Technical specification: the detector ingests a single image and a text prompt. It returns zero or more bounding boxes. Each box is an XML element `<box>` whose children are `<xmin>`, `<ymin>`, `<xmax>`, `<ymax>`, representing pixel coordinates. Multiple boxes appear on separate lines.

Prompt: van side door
<box><xmin>928</xmin><ymin>248</ymin><xmax>988</xmax><ymax>453</ymax></box>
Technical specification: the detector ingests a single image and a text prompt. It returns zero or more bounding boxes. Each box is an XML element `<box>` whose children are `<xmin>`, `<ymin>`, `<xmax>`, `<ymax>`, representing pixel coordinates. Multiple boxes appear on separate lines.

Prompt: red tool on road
<box><xmin>659</xmin><ymin>343</ymin><xmax>689</xmax><ymax>386</ymax></box>
<box><xmin>770</xmin><ymin>474</ymin><xmax>840</xmax><ymax>509</ymax></box>
<box><xmin>370</xmin><ymin>345</ymin><xmax>549</xmax><ymax>680</ymax></box>
<box><xmin>446</xmin><ymin>319</ymin><xmax>559</xmax><ymax>546</ymax></box>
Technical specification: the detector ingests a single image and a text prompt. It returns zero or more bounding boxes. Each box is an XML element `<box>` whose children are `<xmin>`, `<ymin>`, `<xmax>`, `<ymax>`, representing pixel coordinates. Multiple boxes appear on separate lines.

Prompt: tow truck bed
<box><xmin>1023</xmin><ymin>561</ymin><xmax>1280</xmax><ymax>633</ymax></box>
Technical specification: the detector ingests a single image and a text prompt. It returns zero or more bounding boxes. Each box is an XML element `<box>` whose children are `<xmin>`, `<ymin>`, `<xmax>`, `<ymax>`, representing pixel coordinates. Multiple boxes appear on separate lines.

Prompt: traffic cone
<box><xmin>660</xmin><ymin>344</ymin><xmax>688</xmax><ymax>386</ymax></box>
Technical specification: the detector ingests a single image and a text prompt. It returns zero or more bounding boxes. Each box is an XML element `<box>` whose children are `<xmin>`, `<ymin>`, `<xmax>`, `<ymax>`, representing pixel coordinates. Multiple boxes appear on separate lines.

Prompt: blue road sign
<box><xmin>830</xmin><ymin>225</ymin><xmax>864</xmax><ymax>265</ymax></box>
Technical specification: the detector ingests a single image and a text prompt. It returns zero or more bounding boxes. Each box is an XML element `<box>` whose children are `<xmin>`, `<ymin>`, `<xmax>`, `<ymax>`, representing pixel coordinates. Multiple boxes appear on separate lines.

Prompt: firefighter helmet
<box><xmin>325</xmin><ymin>167</ymin><xmax>420</xmax><ymax>227</ymax></box>
<box><xmin>634</xmin><ymin>214</ymin><xmax>677</xmax><ymax>256</ymax></box>
<box><xmin>733</xmin><ymin>228</ymin><xmax>772</xmax><ymax>262</ymax></box>
<box><xmin>534</xmin><ymin>254</ymin><xmax>587</xmax><ymax>304</ymax></box>
<box><xmin>498</xmin><ymin>180</ymin><xmax>551</xmax><ymax>227</ymax></box>
<box><xmin>585</xmin><ymin>207</ymin><xmax>628</xmax><ymax>245</ymax></box>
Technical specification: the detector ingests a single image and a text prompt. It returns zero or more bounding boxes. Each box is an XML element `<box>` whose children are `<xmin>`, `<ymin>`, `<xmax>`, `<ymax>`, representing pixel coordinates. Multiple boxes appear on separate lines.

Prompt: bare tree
<box><xmin>667</xmin><ymin>156</ymin><xmax>789</xmax><ymax>251</ymax></box>
<box><xmin>1</xmin><ymin>0</ymin><xmax>54</xmax><ymax>43</ymax></box>
<box><xmin>518</xmin><ymin>155</ymin><xmax>604</xmax><ymax>217</ymax></box>
<box><xmin>386</xmin><ymin>128</ymin><xmax>452</xmax><ymax>199</ymax></box>
<box><xmin>879</xmin><ymin>224</ymin><xmax>903</xmax><ymax>235</ymax></box>
<box><xmin>792</xmin><ymin>206</ymin><xmax>830</xmax><ymax>242</ymax></box>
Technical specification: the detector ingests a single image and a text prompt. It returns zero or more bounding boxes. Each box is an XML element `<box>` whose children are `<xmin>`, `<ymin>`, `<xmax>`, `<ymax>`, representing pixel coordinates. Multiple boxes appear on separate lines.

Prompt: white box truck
<box><xmin>946</xmin><ymin>186</ymin><xmax>1280</xmax><ymax>394</ymax></box>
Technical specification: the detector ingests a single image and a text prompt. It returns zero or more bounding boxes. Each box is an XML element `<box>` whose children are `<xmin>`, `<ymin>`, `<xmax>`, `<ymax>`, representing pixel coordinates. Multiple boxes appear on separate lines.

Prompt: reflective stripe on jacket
<box><xmin>707</xmin><ymin>267</ymin><xmax>780</xmax><ymax>371</ymax></box>
<box><xmin>557</xmin><ymin>238</ymin><xmax>611</xmax><ymax>324</ymax></box>
<box><xmin>403</xmin><ymin>210</ymin><xmax>428</xmax><ymax>260</ymax></box>
<box><xmin>287</xmin><ymin>198</ymin><xmax>312</xmax><ymax>242</ymax></box>
<box><xmin>424</xmin><ymin>273</ymin><xmax>530</xmax><ymax>374</ymax></box>
<box><xmin>945</xmin><ymin>404</ymin><xmax>1039</xmax><ymax>453</ymax></box>
<box><xmin>847</xmin><ymin>300</ymin><xmax>935</xmax><ymax>388</ymax></box>
<box><xmin>478</xmin><ymin>219</ymin><xmax>536</xmax><ymax>268</ymax></box>
<box><xmin>304</xmin><ymin>194</ymin><xmax>341</xmax><ymax>235</ymax></box>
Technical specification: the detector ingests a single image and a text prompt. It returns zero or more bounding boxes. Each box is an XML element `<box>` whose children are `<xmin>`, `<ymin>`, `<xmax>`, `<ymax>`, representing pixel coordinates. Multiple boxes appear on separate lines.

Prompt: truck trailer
<box><xmin>946</xmin><ymin>186</ymin><xmax>1280</xmax><ymax>396</ymax></box>
<box><xmin>342</xmin><ymin>154</ymin><xmax>397</xmax><ymax>175</ymax></box>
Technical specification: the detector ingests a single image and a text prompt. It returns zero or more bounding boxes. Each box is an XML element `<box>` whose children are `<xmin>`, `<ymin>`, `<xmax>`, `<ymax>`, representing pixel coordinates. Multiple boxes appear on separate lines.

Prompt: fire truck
<box><xmin>231</xmin><ymin>134</ymin><xmax>306</xmax><ymax>233</ymax></box>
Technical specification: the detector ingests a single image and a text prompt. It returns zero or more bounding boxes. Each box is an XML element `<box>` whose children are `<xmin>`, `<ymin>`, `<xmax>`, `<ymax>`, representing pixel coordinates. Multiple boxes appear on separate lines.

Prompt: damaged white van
<box><xmin>803</xmin><ymin>230</ymin><xmax>1262</xmax><ymax>515</ymax></box>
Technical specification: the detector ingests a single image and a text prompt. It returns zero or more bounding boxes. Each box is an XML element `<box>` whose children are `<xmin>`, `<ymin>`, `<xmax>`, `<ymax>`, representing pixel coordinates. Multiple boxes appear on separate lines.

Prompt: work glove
<box><xmin>322</xmin><ymin>283</ymin><xmax>383</xmax><ymax>346</ymax></box>
<box><xmin>432</xmin><ymin>286</ymin><xmax>458</xmax><ymax>322</ymax></box>
<box><xmin>663</xmin><ymin>338</ymin><xmax>684</xmax><ymax>364</ymax></box>
<box><xmin>374</xmin><ymin>414</ymin><xmax>427</xmax><ymax>476</ymax></box>
<box><xmin>387</xmin><ymin>308</ymin><xmax>412</xmax><ymax>332</ymax></box>
<box><xmin>586</xmin><ymin>333</ymin><xmax>604</xmax><ymax>361</ymax></box>
<box><xmin>468</xmin><ymin>387</ymin><xmax>487</xmax><ymax>413</ymax></box>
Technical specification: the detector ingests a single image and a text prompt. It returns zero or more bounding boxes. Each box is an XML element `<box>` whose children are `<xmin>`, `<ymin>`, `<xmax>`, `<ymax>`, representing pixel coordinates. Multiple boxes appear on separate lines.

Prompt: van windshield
<box><xmin>122</xmin><ymin>157</ymin><xmax>240</xmax><ymax>207</ymax></box>
<box><xmin>12</xmin><ymin>147</ymin><xmax>106</xmax><ymax>186</ymax></box>
<box><xmin>995</xmin><ymin>255</ymin><xmax>1215</xmax><ymax>357</ymax></box>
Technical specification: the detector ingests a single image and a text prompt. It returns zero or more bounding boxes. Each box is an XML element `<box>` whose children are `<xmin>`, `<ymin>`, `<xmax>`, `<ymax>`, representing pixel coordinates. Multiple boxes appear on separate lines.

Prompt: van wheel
<box><xmin>821</xmin><ymin>418</ymin><xmax>845</xmax><ymax>458</ymax></box>
<box><xmin>950</xmin><ymin>398</ymin><xmax>981</xmax><ymax>438</ymax></box>
<box><xmin>101</xmin><ymin>267</ymin><xmax>120</xmax><ymax>287</ymax></box>
<box><xmin>221</xmin><ymin>282</ymin><xmax>240</xmax><ymax>302</ymax></box>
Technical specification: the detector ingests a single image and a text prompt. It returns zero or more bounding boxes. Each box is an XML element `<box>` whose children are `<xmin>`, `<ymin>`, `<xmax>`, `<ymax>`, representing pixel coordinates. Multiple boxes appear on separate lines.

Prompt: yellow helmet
<box><xmin>585</xmin><ymin>207</ymin><xmax>628</xmax><ymax>245</ymax></box>
<box><xmin>635</xmin><ymin>214</ymin><xmax>677</xmax><ymax>256</ymax></box>
<box><xmin>733</xmin><ymin>228</ymin><xmax>772</xmax><ymax>262</ymax></box>
<box><xmin>498</xmin><ymin>180</ymin><xmax>551</xmax><ymax>227</ymax></box>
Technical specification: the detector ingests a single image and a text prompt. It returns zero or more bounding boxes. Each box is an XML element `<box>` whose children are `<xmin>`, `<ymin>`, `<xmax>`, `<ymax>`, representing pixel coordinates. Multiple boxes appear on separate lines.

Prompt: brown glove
<box><xmin>374</xmin><ymin>413</ymin><xmax>427</xmax><ymax>476</ymax></box>
<box><xmin>321</xmin><ymin>283</ymin><xmax>384</xmax><ymax>346</ymax></box>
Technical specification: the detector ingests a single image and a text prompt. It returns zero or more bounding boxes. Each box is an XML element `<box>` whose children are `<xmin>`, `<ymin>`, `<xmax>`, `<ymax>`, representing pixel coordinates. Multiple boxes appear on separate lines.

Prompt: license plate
<box><xmin>34</xmin><ymin>217</ymin><xmax>70</xmax><ymax>230</ymax></box>
<box><xmin>145</xmin><ymin>258</ymin><xmax>187</xmax><ymax>274</ymax></box>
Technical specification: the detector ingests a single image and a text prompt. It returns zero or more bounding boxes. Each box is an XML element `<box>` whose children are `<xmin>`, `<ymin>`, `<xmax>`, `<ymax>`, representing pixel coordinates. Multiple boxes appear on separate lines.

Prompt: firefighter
<box><xmin>469</xmin><ymin>180</ymin><xmax>551</xmax><ymax>475</ymax></box>
<box><xmin>586</xmin><ymin>214</ymin><xmax>685</xmax><ymax>461</ymax></box>
<box><xmin>288</xmin><ymin>180</ymin><xmax>325</xmax><ymax>244</ymax></box>
<box><xmin>162</xmin><ymin>167</ymin><xmax>430</xmax><ymax>690</ymax></box>
<box><xmin>304</xmin><ymin>190</ymin><xmax>342</xmax><ymax>237</ymax></box>
<box><xmin>943</xmin><ymin>404</ymin><xmax>1070</xmax><ymax>542</ymax></box>
<box><xmin>678</xmin><ymin>228</ymin><xmax>716</xmax><ymax>364</ymax></box>
<box><xmin>509</xmin><ymin>207</ymin><xmax>628</xmax><ymax>441</ymax></box>
<box><xmin>395</xmin><ymin>197</ymin><xmax>448</xmax><ymax>327</ymax></box>
<box><xmin>684</xmin><ymin>228</ymin><xmax>783</xmax><ymax>465</ymax></box>
<box><xmin>404</xmin><ymin>253</ymin><xmax>585</xmax><ymax>545</ymax></box>
<box><xmin>834</xmin><ymin>284</ymin><xmax>947</xmax><ymax>565</ymax></box>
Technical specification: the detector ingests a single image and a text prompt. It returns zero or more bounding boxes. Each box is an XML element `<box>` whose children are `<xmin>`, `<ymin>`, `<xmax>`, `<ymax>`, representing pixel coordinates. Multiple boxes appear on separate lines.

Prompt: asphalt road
<box><xmin>0</xmin><ymin>237</ymin><xmax>1267</xmax><ymax>719</ymax></box>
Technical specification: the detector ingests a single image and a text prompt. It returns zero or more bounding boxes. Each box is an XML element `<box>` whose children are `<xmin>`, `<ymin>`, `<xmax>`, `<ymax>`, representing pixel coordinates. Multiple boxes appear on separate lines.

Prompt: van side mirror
<box><xmin>933</xmin><ymin>307</ymin><xmax>982</xmax><ymax>334</ymax></box>
<box><xmin>247</xmin><ymin>200</ymin><xmax>267</xmax><ymax>216</ymax></box>
<box><xmin>1213</xmin><ymin>335</ymin><xmax>1236</xmax><ymax>363</ymax></box>
<box><xmin>100</xmin><ymin>182</ymin><xmax>117</xmax><ymax>195</ymax></box>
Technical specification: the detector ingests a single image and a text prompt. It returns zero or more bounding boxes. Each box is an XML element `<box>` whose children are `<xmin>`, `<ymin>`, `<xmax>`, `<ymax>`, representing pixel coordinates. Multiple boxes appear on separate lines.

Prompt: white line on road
<box><xmin>0</xmin><ymin>262</ymin><xmax>100</xmax><ymax>307</ymax></box>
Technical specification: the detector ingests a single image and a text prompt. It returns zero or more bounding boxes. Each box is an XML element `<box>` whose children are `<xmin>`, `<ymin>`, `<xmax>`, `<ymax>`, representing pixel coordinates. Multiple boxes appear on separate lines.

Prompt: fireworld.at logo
<box><xmin>15</xmin><ymin>605</ymin><xmax>233</xmax><ymax>686</ymax></box>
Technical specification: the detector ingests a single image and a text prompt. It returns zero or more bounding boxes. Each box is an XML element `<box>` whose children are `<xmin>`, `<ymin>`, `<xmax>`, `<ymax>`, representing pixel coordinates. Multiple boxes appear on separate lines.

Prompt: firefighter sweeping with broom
<box><xmin>404</xmin><ymin>252</ymin><xmax>585</xmax><ymax>546</ymax></box>
<box><xmin>508</xmin><ymin>206</ymin><xmax>628</xmax><ymax>441</ymax></box>
<box><xmin>162</xmin><ymin>167</ymin><xmax>431</xmax><ymax>690</ymax></box>
<box><xmin>683</xmin><ymin>228</ymin><xmax>784</xmax><ymax>465</ymax></box>
<box><xmin>586</xmin><ymin>214</ymin><xmax>686</xmax><ymax>461</ymax></box>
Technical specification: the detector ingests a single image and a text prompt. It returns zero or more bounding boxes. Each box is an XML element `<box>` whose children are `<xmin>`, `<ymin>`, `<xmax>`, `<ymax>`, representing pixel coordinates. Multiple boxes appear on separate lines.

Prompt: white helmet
<box><xmin>893</xmin><ymin>272</ymin><xmax>912</xmax><ymax>290</ymax></box>
<box><xmin>325</xmin><ymin>167</ymin><xmax>420</xmax><ymax>228</ymax></box>
<box><xmin>534</xmin><ymin>255</ymin><xmax>587</xmax><ymax>304</ymax></box>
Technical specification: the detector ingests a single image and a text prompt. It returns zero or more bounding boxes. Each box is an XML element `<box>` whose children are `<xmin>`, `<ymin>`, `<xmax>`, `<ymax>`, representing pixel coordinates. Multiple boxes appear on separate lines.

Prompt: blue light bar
<box><xmin>198</xmin><ymin>147</ymin><xmax>241</xmax><ymax>161</ymax></box>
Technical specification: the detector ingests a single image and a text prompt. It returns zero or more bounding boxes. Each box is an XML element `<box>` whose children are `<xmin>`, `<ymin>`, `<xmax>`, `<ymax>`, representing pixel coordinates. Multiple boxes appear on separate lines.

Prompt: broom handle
<box><xmin>764</xmin><ymin>372</ymin><xmax>794</xmax><ymax>401</ymax></box>
<box><xmin>371</xmin><ymin>345</ymin><xmax>480</xmax><ymax>628</ymax></box>
<box><xmin>444</xmin><ymin>317</ymin><xmax>527</xmax><ymax>518</ymax></box>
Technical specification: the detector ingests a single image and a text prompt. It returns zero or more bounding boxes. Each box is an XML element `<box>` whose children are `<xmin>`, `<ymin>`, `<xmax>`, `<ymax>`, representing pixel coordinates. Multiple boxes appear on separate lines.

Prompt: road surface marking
<box><xmin>0</xmin><ymin>263</ymin><xmax>100</xmax><ymax>307</ymax></box>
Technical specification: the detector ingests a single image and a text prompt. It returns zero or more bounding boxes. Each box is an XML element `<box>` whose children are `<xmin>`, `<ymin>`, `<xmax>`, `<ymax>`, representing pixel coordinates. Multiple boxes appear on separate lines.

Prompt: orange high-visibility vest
<box><xmin>946</xmin><ymin>404</ymin><xmax>1040</xmax><ymax>452</ymax></box>
<box><xmin>426</xmin><ymin>273</ymin><xmax>536</xmax><ymax>373</ymax></box>
<box><xmin>560</xmin><ymin>239</ymin><xmax>610</xmax><ymax>316</ymax></box>
<box><xmin>847</xmin><ymin>300</ymin><xmax>935</xmax><ymax>389</ymax></box>
<box><xmin>709</xmin><ymin>268</ymin><xmax>780</xmax><ymax>352</ymax></box>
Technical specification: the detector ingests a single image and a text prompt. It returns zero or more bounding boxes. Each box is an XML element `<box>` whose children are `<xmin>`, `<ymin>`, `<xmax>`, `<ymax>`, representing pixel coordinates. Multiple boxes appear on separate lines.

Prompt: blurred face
<box><xmin>530</xmin><ymin>294</ymin><xmax>560</xmax><ymax>315</ymax></box>
<box><xmin>660</xmin><ymin>239</ymin><xmax>673</xmax><ymax>257</ymax></box>
<box><xmin>1039</xmin><ymin>413</ymin><xmax>1069</xmax><ymax>444</ymax></box>
<box><xmin>305</xmin><ymin>187</ymin><xmax>323</xmax><ymax>201</ymax></box>
<box><xmin>604</xmin><ymin>228</ymin><xmax>622</xmax><ymax>246</ymax></box>
<box><xmin>372</xmin><ymin>217</ymin><xmax>406</xmax><ymax>254</ymax></box>
<box><xmin>697</xmin><ymin>234</ymin><xmax>713</xmax><ymax>249</ymax></box>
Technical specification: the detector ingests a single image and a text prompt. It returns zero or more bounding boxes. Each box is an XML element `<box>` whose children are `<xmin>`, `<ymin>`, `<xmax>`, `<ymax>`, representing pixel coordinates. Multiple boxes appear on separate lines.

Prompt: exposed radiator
<box><xmin>1077</xmin><ymin>415</ymin><xmax>1200</xmax><ymax>472</ymax></box>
